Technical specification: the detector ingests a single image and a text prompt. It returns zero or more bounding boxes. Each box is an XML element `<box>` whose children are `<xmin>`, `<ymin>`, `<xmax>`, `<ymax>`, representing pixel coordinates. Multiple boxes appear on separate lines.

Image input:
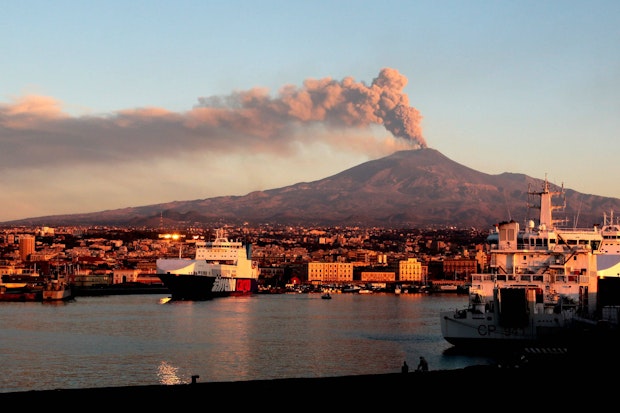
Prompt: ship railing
<box><xmin>556</xmin><ymin>227</ymin><xmax>602</xmax><ymax>236</ymax></box>
<box><xmin>601</xmin><ymin>306</ymin><xmax>620</xmax><ymax>325</ymax></box>
<box><xmin>471</xmin><ymin>273</ymin><xmax>587</xmax><ymax>285</ymax></box>
<box><xmin>513</xmin><ymin>274</ymin><xmax>546</xmax><ymax>283</ymax></box>
<box><xmin>471</xmin><ymin>274</ymin><xmax>498</xmax><ymax>283</ymax></box>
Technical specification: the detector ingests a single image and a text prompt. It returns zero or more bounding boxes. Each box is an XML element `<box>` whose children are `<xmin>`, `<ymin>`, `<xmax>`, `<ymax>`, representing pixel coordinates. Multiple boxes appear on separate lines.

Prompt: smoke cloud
<box><xmin>0</xmin><ymin>68</ymin><xmax>426</xmax><ymax>221</ymax></box>
<box><xmin>196</xmin><ymin>67</ymin><xmax>426</xmax><ymax>148</ymax></box>
<box><xmin>0</xmin><ymin>68</ymin><xmax>425</xmax><ymax>170</ymax></box>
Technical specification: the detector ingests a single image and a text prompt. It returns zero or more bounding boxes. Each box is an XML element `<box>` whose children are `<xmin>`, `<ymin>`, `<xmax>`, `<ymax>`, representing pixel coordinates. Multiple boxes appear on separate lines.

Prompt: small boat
<box><xmin>437</xmin><ymin>284</ymin><xmax>459</xmax><ymax>292</ymax></box>
<box><xmin>341</xmin><ymin>285</ymin><xmax>361</xmax><ymax>293</ymax></box>
<box><xmin>156</xmin><ymin>229</ymin><xmax>260</xmax><ymax>301</ymax></box>
<box><xmin>321</xmin><ymin>292</ymin><xmax>332</xmax><ymax>299</ymax></box>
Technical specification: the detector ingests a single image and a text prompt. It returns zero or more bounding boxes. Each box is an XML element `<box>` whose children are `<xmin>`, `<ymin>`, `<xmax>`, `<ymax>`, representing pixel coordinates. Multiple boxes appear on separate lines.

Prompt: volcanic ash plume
<box><xmin>196</xmin><ymin>67</ymin><xmax>426</xmax><ymax>148</ymax></box>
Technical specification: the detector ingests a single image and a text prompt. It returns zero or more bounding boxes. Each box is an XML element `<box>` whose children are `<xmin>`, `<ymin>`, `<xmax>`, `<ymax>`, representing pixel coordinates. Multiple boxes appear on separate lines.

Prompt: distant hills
<box><xmin>4</xmin><ymin>148</ymin><xmax>620</xmax><ymax>229</ymax></box>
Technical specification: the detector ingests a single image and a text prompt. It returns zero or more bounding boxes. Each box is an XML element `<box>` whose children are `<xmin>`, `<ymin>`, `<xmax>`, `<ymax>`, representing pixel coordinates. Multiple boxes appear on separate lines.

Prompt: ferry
<box><xmin>156</xmin><ymin>229</ymin><xmax>260</xmax><ymax>300</ymax></box>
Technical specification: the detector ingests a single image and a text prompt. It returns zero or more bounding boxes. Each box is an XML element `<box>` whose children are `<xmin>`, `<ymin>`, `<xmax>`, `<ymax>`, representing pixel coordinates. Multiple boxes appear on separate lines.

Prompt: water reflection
<box><xmin>157</xmin><ymin>361</ymin><xmax>182</xmax><ymax>385</ymax></box>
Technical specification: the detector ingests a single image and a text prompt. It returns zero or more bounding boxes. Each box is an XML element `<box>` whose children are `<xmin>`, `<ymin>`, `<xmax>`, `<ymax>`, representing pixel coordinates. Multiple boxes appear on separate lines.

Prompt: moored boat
<box><xmin>341</xmin><ymin>285</ymin><xmax>361</xmax><ymax>293</ymax></box>
<box><xmin>0</xmin><ymin>272</ymin><xmax>44</xmax><ymax>302</ymax></box>
<box><xmin>437</xmin><ymin>284</ymin><xmax>459</xmax><ymax>292</ymax></box>
<box><xmin>42</xmin><ymin>277</ymin><xmax>73</xmax><ymax>301</ymax></box>
<box><xmin>0</xmin><ymin>284</ymin><xmax>42</xmax><ymax>302</ymax></box>
<box><xmin>440</xmin><ymin>177</ymin><xmax>616</xmax><ymax>349</ymax></box>
<box><xmin>156</xmin><ymin>229</ymin><xmax>260</xmax><ymax>300</ymax></box>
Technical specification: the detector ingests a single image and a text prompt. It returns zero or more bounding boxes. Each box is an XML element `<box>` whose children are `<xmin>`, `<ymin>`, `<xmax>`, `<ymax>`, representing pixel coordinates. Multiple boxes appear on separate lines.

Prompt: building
<box><xmin>442</xmin><ymin>258</ymin><xmax>477</xmax><ymax>281</ymax></box>
<box><xmin>19</xmin><ymin>235</ymin><xmax>35</xmax><ymax>262</ymax></box>
<box><xmin>307</xmin><ymin>262</ymin><xmax>353</xmax><ymax>285</ymax></box>
<box><xmin>360</xmin><ymin>270</ymin><xmax>395</xmax><ymax>283</ymax></box>
<box><xmin>399</xmin><ymin>257</ymin><xmax>425</xmax><ymax>283</ymax></box>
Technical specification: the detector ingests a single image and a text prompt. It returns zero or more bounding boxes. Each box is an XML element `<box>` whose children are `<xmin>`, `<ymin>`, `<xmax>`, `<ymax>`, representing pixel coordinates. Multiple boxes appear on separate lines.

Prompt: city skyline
<box><xmin>2</xmin><ymin>1</ymin><xmax>619</xmax><ymax>222</ymax></box>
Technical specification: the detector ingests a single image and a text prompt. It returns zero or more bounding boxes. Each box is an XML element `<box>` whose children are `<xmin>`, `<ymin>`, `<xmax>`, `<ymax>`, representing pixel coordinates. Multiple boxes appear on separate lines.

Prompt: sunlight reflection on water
<box><xmin>157</xmin><ymin>361</ymin><xmax>182</xmax><ymax>385</ymax></box>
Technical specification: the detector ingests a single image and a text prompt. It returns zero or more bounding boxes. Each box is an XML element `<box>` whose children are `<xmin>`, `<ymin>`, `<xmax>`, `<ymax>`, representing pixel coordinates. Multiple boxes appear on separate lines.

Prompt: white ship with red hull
<box><xmin>156</xmin><ymin>229</ymin><xmax>260</xmax><ymax>301</ymax></box>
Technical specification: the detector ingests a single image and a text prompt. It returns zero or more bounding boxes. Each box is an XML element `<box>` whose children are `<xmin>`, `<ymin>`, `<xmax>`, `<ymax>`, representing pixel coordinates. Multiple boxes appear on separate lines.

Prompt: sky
<box><xmin>1</xmin><ymin>1</ymin><xmax>619</xmax><ymax>223</ymax></box>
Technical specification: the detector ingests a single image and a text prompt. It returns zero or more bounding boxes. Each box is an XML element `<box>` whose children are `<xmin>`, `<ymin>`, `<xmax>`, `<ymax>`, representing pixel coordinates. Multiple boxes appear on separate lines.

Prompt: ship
<box><xmin>595</xmin><ymin>210</ymin><xmax>620</xmax><ymax>320</ymax></box>
<box><xmin>156</xmin><ymin>229</ymin><xmax>260</xmax><ymax>300</ymax></box>
<box><xmin>0</xmin><ymin>272</ymin><xmax>44</xmax><ymax>302</ymax></box>
<box><xmin>0</xmin><ymin>283</ymin><xmax>42</xmax><ymax>301</ymax></box>
<box><xmin>440</xmin><ymin>177</ymin><xmax>620</xmax><ymax>349</ymax></box>
<box><xmin>42</xmin><ymin>276</ymin><xmax>73</xmax><ymax>301</ymax></box>
<box><xmin>599</xmin><ymin>210</ymin><xmax>620</xmax><ymax>255</ymax></box>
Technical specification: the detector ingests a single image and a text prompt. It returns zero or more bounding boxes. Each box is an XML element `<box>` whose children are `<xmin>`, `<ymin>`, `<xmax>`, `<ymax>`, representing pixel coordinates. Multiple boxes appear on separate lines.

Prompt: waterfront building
<box><xmin>307</xmin><ymin>262</ymin><xmax>353</xmax><ymax>285</ymax></box>
<box><xmin>360</xmin><ymin>270</ymin><xmax>395</xmax><ymax>283</ymax></box>
<box><xmin>442</xmin><ymin>258</ymin><xmax>477</xmax><ymax>281</ymax></box>
<box><xmin>398</xmin><ymin>257</ymin><xmax>424</xmax><ymax>283</ymax></box>
<box><xmin>72</xmin><ymin>272</ymin><xmax>111</xmax><ymax>288</ymax></box>
<box><xmin>113</xmin><ymin>268</ymin><xmax>143</xmax><ymax>284</ymax></box>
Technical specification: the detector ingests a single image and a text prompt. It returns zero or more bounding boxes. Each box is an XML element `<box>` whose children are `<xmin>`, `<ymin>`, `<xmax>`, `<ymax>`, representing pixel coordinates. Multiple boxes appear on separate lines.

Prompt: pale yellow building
<box><xmin>399</xmin><ymin>257</ymin><xmax>424</xmax><ymax>283</ymax></box>
<box><xmin>307</xmin><ymin>262</ymin><xmax>353</xmax><ymax>285</ymax></box>
<box><xmin>113</xmin><ymin>268</ymin><xmax>141</xmax><ymax>284</ymax></box>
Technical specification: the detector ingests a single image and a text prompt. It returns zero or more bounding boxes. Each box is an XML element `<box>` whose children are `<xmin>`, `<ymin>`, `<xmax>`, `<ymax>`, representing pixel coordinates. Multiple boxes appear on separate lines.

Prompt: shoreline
<box><xmin>1</xmin><ymin>356</ymin><xmax>614</xmax><ymax>407</ymax></box>
<box><xmin>0</xmin><ymin>366</ymin><xmax>538</xmax><ymax>400</ymax></box>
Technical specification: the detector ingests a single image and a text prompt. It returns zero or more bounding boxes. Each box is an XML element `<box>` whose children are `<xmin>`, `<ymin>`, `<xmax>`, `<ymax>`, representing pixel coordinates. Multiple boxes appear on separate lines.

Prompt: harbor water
<box><xmin>0</xmin><ymin>292</ymin><xmax>496</xmax><ymax>393</ymax></box>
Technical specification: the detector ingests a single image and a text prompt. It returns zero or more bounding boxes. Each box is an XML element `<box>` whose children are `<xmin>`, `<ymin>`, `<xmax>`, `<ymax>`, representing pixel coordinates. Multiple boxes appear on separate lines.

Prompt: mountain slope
<box><xmin>4</xmin><ymin>148</ymin><xmax>620</xmax><ymax>229</ymax></box>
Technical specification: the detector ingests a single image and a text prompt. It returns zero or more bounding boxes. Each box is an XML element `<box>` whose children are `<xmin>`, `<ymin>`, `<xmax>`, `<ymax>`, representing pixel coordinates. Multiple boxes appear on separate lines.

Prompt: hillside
<box><xmin>4</xmin><ymin>148</ymin><xmax>620</xmax><ymax>229</ymax></box>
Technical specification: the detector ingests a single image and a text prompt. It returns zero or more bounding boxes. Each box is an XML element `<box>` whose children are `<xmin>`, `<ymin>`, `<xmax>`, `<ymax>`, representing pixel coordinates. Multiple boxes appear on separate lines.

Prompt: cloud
<box><xmin>0</xmin><ymin>68</ymin><xmax>426</xmax><ymax>221</ymax></box>
<box><xmin>0</xmin><ymin>68</ymin><xmax>425</xmax><ymax>171</ymax></box>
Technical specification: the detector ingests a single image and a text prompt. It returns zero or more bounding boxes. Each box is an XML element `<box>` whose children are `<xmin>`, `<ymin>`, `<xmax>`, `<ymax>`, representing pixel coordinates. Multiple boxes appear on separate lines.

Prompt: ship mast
<box><xmin>528</xmin><ymin>176</ymin><xmax>566</xmax><ymax>230</ymax></box>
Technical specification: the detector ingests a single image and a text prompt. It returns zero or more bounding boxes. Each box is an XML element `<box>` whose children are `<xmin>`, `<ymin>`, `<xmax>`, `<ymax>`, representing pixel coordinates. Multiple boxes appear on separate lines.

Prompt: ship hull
<box><xmin>156</xmin><ymin>230</ymin><xmax>260</xmax><ymax>301</ymax></box>
<box><xmin>440</xmin><ymin>308</ymin><xmax>577</xmax><ymax>350</ymax></box>
<box><xmin>42</xmin><ymin>279</ymin><xmax>73</xmax><ymax>301</ymax></box>
<box><xmin>0</xmin><ymin>290</ymin><xmax>42</xmax><ymax>302</ymax></box>
<box><xmin>42</xmin><ymin>288</ymin><xmax>73</xmax><ymax>301</ymax></box>
<box><xmin>157</xmin><ymin>273</ymin><xmax>258</xmax><ymax>301</ymax></box>
<box><xmin>158</xmin><ymin>274</ymin><xmax>216</xmax><ymax>301</ymax></box>
<box><xmin>440</xmin><ymin>307</ymin><xmax>617</xmax><ymax>351</ymax></box>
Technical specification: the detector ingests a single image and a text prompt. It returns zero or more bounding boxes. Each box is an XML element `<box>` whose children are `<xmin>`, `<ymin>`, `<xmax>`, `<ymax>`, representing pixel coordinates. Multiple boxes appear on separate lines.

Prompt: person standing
<box><xmin>417</xmin><ymin>356</ymin><xmax>428</xmax><ymax>372</ymax></box>
<box><xmin>401</xmin><ymin>361</ymin><xmax>409</xmax><ymax>373</ymax></box>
